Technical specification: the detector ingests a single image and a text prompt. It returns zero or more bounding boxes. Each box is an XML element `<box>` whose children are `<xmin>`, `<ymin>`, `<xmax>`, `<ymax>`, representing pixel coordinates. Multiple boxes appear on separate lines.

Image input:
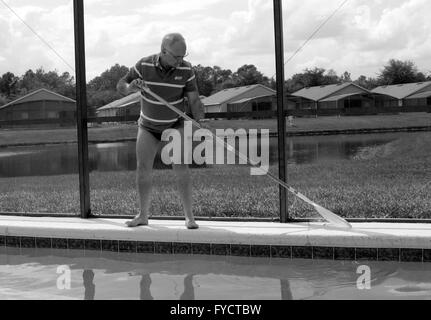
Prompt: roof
<box><xmin>227</xmin><ymin>94</ymin><xmax>275</xmax><ymax>105</ymax></box>
<box><xmin>97</xmin><ymin>92</ymin><xmax>141</xmax><ymax>112</ymax></box>
<box><xmin>371</xmin><ymin>81</ymin><xmax>431</xmax><ymax>99</ymax></box>
<box><xmin>320</xmin><ymin>93</ymin><xmax>367</xmax><ymax>102</ymax></box>
<box><xmin>405</xmin><ymin>90</ymin><xmax>431</xmax><ymax>100</ymax></box>
<box><xmin>0</xmin><ymin>88</ymin><xmax>76</xmax><ymax>110</ymax></box>
<box><xmin>202</xmin><ymin>84</ymin><xmax>276</xmax><ymax>106</ymax></box>
<box><xmin>291</xmin><ymin>83</ymin><xmax>367</xmax><ymax>101</ymax></box>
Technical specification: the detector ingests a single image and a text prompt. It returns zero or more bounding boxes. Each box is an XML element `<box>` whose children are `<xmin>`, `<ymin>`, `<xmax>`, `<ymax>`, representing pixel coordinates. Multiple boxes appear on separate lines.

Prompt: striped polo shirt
<box><xmin>124</xmin><ymin>54</ymin><xmax>198</xmax><ymax>132</ymax></box>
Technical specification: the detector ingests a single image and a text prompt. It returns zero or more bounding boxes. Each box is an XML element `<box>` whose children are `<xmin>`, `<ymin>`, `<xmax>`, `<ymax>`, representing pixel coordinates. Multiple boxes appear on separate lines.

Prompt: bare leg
<box><xmin>126</xmin><ymin>127</ymin><xmax>160</xmax><ymax>227</ymax></box>
<box><xmin>172</xmin><ymin>163</ymin><xmax>198</xmax><ymax>229</ymax></box>
<box><xmin>171</xmin><ymin>123</ymin><xmax>198</xmax><ymax>229</ymax></box>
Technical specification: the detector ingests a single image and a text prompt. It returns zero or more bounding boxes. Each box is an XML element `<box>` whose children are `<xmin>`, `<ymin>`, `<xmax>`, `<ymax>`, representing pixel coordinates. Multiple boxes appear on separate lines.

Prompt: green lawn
<box><xmin>1</xmin><ymin>132</ymin><xmax>430</xmax><ymax>220</ymax></box>
<box><xmin>1</xmin><ymin>112</ymin><xmax>431</xmax><ymax>147</ymax></box>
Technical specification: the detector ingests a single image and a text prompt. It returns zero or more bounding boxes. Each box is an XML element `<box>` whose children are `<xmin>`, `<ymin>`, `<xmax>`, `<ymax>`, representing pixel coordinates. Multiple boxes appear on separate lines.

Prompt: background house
<box><xmin>96</xmin><ymin>92</ymin><xmax>141</xmax><ymax>118</ymax></box>
<box><xmin>0</xmin><ymin>88</ymin><xmax>76</xmax><ymax>127</ymax></box>
<box><xmin>202</xmin><ymin>84</ymin><xmax>278</xmax><ymax>116</ymax></box>
<box><xmin>291</xmin><ymin>83</ymin><xmax>373</xmax><ymax>111</ymax></box>
<box><xmin>371</xmin><ymin>81</ymin><xmax>431</xmax><ymax>108</ymax></box>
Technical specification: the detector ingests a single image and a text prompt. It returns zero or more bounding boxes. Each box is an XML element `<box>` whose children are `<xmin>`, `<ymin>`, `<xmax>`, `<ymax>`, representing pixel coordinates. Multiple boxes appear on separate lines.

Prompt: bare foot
<box><xmin>185</xmin><ymin>220</ymin><xmax>199</xmax><ymax>230</ymax></box>
<box><xmin>125</xmin><ymin>216</ymin><xmax>148</xmax><ymax>228</ymax></box>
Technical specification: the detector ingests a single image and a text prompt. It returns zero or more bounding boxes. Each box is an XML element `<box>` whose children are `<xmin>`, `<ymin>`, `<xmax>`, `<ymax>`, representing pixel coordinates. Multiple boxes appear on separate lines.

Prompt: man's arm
<box><xmin>117</xmin><ymin>63</ymin><xmax>145</xmax><ymax>96</ymax></box>
<box><xmin>117</xmin><ymin>77</ymin><xmax>145</xmax><ymax>96</ymax></box>
<box><xmin>186</xmin><ymin>91</ymin><xmax>205</xmax><ymax>122</ymax></box>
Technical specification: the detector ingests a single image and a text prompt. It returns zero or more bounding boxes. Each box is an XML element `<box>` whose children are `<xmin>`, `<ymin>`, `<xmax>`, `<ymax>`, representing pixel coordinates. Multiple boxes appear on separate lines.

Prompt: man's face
<box><xmin>161</xmin><ymin>41</ymin><xmax>187</xmax><ymax>68</ymax></box>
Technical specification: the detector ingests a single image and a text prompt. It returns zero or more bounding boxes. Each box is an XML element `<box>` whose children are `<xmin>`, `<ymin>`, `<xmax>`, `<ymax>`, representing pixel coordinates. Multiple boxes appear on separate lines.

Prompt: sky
<box><xmin>0</xmin><ymin>0</ymin><xmax>430</xmax><ymax>81</ymax></box>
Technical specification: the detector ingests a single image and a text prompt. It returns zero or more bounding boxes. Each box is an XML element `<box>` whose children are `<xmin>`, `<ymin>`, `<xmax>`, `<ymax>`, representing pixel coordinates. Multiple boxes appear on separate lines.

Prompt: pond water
<box><xmin>0</xmin><ymin>133</ymin><xmax>407</xmax><ymax>178</ymax></box>
<box><xmin>1</xmin><ymin>248</ymin><xmax>430</xmax><ymax>300</ymax></box>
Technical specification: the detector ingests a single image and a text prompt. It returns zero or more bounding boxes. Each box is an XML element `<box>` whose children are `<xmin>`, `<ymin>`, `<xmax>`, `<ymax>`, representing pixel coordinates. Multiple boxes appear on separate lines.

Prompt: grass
<box><xmin>210</xmin><ymin>112</ymin><xmax>431</xmax><ymax>133</ymax></box>
<box><xmin>1</xmin><ymin>132</ymin><xmax>431</xmax><ymax>220</ymax></box>
<box><xmin>1</xmin><ymin>112</ymin><xmax>431</xmax><ymax>147</ymax></box>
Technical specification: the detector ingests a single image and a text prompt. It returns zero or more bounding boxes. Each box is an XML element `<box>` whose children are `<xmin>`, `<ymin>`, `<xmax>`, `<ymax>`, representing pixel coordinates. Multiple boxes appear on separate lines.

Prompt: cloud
<box><xmin>136</xmin><ymin>0</ymin><xmax>222</xmax><ymax>16</ymax></box>
<box><xmin>0</xmin><ymin>16</ymin><xmax>11</xmax><ymax>49</ymax></box>
<box><xmin>0</xmin><ymin>0</ymin><xmax>430</xmax><ymax>81</ymax></box>
<box><xmin>281</xmin><ymin>0</ymin><xmax>431</xmax><ymax>77</ymax></box>
<box><xmin>0</xmin><ymin>0</ymin><xmax>74</xmax><ymax>74</ymax></box>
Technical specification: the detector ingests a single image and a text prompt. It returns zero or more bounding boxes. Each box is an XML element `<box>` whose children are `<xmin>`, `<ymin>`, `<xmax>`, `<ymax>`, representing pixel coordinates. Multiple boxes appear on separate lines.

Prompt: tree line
<box><xmin>0</xmin><ymin>59</ymin><xmax>429</xmax><ymax>109</ymax></box>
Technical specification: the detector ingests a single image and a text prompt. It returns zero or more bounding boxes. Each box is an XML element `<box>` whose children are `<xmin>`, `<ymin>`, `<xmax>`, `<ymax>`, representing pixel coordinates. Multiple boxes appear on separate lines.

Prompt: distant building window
<box><xmin>344</xmin><ymin>99</ymin><xmax>362</xmax><ymax>109</ymax></box>
<box><xmin>21</xmin><ymin>112</ymin><xmax>29</xmax><ymax>119</ymax></box>
<box><xmin>256</xmin><ymin>101</ymin><xmax>272</xmax><ymax>111</ymax></box>
<box><xmin>47</xmin><ymin>111</ymin><xmax>58</xmax><ymax>119</ymax></box>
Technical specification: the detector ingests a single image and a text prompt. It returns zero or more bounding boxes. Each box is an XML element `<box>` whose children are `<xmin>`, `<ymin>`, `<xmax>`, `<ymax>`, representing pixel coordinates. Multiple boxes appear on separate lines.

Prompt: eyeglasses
<box><xmin>163</xmin><ymin>47</ymin><xmax>189</xmax><ymax>61</ymax></box>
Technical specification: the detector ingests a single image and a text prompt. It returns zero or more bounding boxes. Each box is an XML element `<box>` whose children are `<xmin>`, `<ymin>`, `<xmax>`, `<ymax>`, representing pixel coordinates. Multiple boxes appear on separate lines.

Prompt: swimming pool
<box><xmin>1</xmin><ymin>247</ymin><xmax>430</xmax><ymax>300</ymax></box>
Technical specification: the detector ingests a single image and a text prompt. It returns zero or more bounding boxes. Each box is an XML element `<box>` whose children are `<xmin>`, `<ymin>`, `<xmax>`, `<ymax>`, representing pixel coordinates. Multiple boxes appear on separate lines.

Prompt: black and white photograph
<box><xmin>0</xmin><ymin>0</ymin><xmax>431</xmax><ymax>306</ymax></box>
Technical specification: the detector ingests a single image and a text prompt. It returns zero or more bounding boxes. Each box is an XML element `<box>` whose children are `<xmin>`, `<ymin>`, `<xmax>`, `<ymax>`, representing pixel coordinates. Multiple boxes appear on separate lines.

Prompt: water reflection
<box><xmin>0</xmin><ymin>133</ymin><xmax>404</xmax><ymax>177</ymax></box>
<box><xmin>81</xmin><ymin>270</ymin><xmax>195</xmax><ymax>300</ymax></box>
<box><xmin>280</xmin><ymin>279</ymin><xmax>293</xmax><ymax>300</ymax></box>
<box><xmin>180</xmin><ymin>274</ymin><xmax>195</xmax><ymax>300</ymax></box>
<box><xmin>83</xmin><ymin>269</ymin><xmax>95</xmax><ymax>300</ymax></box>
<box><xmin>2</xmin><ymin>249</ymin><xmax>431</xmax><ymax>300</ymax></box>
<box><xmin>80</xmin><ymin>270</ymin><xmax>293</xmax><ymax>300</ymax></box>
<box><xmin>72</xmin><ymin>264</ymin><xmax>431</xmax><ymax>300</ymax></box>
<box><xmin>140</xmin><ymin>274</ymin><xmax>153</xmax><ymax>300</ymax></box>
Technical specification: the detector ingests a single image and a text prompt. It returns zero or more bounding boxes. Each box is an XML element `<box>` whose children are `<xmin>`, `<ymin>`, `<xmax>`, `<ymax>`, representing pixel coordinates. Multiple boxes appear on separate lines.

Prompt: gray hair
<box><xmin>161</xmin><ymin>33</ymin><xmax>186</xmax><ymax>49</ymax></box>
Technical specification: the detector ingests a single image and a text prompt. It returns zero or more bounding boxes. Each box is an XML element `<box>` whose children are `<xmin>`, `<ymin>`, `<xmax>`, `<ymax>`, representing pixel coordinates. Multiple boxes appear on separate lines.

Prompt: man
<box><xmin>117</xmin><ymin>33</ymin><xmax>205</xmax><ymax>229</ymax></box>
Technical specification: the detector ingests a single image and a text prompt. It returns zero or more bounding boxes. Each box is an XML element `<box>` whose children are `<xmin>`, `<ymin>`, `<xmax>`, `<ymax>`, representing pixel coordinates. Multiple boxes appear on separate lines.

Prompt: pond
<box><xmin>0</xmin><ymin>132</ymin><xmax>408</xmax><ymax>178</ymax></box>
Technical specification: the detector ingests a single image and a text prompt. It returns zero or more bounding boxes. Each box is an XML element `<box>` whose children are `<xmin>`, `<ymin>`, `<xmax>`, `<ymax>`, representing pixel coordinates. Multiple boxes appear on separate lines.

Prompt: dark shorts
<box><xmin>138</xmin><ymin>116</ymin><xmax>184</xmax><ymax>141</ymax></box>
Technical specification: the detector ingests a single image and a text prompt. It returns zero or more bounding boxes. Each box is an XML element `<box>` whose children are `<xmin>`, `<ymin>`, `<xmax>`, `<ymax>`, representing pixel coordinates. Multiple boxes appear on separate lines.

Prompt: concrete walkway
<box><xmin>1</xmin><ymin>215</ymin><xmax>430</xmax><ymax>249</ymax></box>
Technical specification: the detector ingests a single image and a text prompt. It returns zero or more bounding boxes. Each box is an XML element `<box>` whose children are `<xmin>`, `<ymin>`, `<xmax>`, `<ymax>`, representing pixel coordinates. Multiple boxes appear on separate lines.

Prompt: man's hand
<box><xmin>129</xmin><ymin>79</ymin><xmax>147</xmax><ymax>92</ymax></box>
<box><xmin>117</xmin><ymin>78</ymin><xmax>147</xmax><ymax>96</ymax></box>
<box><xmin>195</xmin><ymin>119</ymin><xmax>212</xmax><ymax>130</ymax></box>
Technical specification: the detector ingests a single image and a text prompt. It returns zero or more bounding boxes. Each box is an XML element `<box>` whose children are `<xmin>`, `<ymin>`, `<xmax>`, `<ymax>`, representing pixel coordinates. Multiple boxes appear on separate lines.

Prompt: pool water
<box><xmin>1</xmin><ymin>248</ymin><xmax>430</xmax><ymax>300</ymax></box>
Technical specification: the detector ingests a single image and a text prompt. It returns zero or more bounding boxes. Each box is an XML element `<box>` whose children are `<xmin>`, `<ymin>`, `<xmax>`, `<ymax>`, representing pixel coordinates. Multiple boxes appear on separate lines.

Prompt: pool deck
<box><xmin>1</xmin><ymin>216</ymin><xmax>430</xmax><ymax>262</ymax></box>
